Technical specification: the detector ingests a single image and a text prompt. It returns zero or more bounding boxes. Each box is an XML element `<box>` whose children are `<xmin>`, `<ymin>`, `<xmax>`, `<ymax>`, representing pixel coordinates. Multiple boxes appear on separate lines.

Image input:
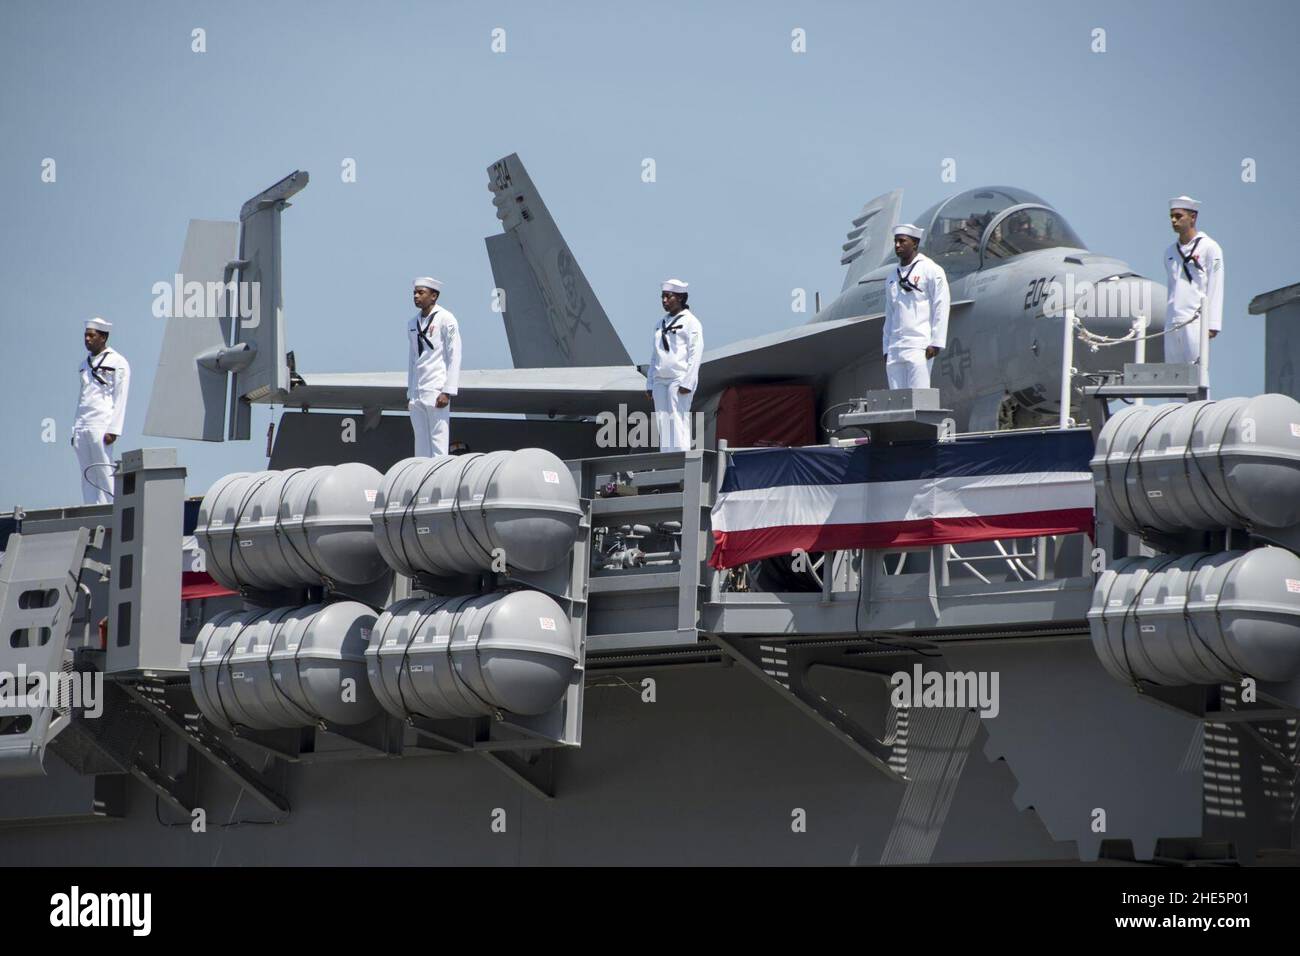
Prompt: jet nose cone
<box><xmin>1071</xmin><ymin>273</ymin><xmax>1164</xmax><ymax>340</ymax></box>
<box><xmin>1069</xmin><ymin>273</ymin><xmax>1166</xmax><ymax>367</ymax></box>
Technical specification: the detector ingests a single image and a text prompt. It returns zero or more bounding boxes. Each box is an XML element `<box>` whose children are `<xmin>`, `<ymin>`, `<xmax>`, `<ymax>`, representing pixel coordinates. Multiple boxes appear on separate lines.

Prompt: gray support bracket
<box><xmin>1237</xmin><ymin>722</ymin><xmax>1300</xmax><ymax>780</ymax></box>
<box><xmin>231</xmin><ymin>715</ymin><xmax>407</xmax><ymax>760</ymax></box>
<box><xmin>408</xmin><ymin>716</ymin><xmax>486</xmax><ymax>752</ymax></box>
<box><xmin>127</xmin><ymin>751</ymin><xmax>198</xmax><ymax>818</ymax></box>
<box><xmin>322</xmin><ymin>715</ymin><xmax>406</xmax><ymax>756</ymax></box>
<box><xmin>836</xmin><ymin>388</ymin><xmax>953</xmax><ymax>443</ymax></box>
<box><xmin>677</xmin><ymin>450</ymin><xmax>708</xmax><ymax>640</ymax></box>
<box><xmin>1144</xmin><ymin>678</ymin><xmax>1300</xmax><ymax>725</ymax></box>
<box><xmin>50</xmin><ymin>681</ymin><xmax>199</xmax><ymax>815</ymax></box>
<box><xmin>0</xmin><ymin>527</ymin><xmax>92</xmax><ymax>778</ymax></box>
<box><xmin>226</xmin><ymin>726</ymin><xmax>312</xmax><ymax>762</ymax></box>
<box><xmin>118</xmin><ymin>679</ymin><xmax>290</xmax><ymax>817</ymax></box>
<box><xmin>481</xmin><ymin>748</ymin><xmax>556</xmax><ymax>800</ymax></box>
<box><xmin>709</xmin><ymin>632</ymin><xmax>909</xmax><ymax>783</ymax></box>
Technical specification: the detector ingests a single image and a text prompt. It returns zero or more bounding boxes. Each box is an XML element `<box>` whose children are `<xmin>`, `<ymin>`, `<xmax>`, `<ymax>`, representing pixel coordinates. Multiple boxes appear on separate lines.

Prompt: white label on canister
<box><xmin>364</xmin><ymin>489</ymin><xmax>377</xmax><ymax>503</ymax></box>
<box><xmin>287</xmin><ymin>642</ymin><xmax>298</xmax><ymax>649</ymax></box>
<box><xmin>410</xmin><ymin>665</ymin><xmax>424</xmax><ymax>672</ymax></box>
<box><xmin>414</xmin><ymin>635</ymin><xmax>424</xmax><ymax>643</ymax></box>
<box><xmin>239</xmin><ymin>539</ymin><xmax>253</xmax><ymax>547</ymax></box>
<box><xmin>232</xmin><ymin>671</ymin><xmax>244</xmax><ymax>679</ymax></box>
<box><xmin>418</xmin><ymin>496</ymin><xmax>429</xmax><ymax>505</ymax></box>
<box><xmin>292</xmin><ymin>513</ymin><xmax>303</xmax><ymax>521</ymax></box>
<box><xmin>385</xmin><ymin>639</ymin><xmax>397</xmax><ymax>647</ymax></box>
<box><xmin>1140</xmin><ymin>625</ymin><xmax>1156</xmax><ymax>633</ymax></box>
<box><xmin>1165</xmin><ymin>596</ymin><xmax>1185</xmax><ymax>605</ymax></box>
<box><xmin>539</xmin><ymin>617</ymin><xmax>556</xmax><ymax>631</ymax></box>
<box><xmin>1141</xmin><ymin>598</ymin><xmax>1155</xmax><ymax>605</ymax></box>
<box><xmin>1146</xmin><ymin>490</ymin><xmax>1163</xmax><ymax>498</ymax></box>
<box><xmin>1287</xmin><ymin>579</ymin><xmax>1300</xmax><ymax>594</ymax></box>
<box><xmin>473</xmin><ymin>493</ymin><xmax>484</xmax><ymax>501</ymax></box>
<box><xmin>416</xmin><ymin>525</ymin><xmax>430</xmax><ymax>535</ymax></box>
<box><xmin>1291</xmin><ymin>423</ymin><xmax>1300</xmax><ymax>438</ymax></box>
<box><xmin>1108</xmin><ymin>599</ymin><xmax>1123</xmax><ymax>607</ymax></box>
<box><xmin>542</xmin><ymin>470</ymin><xmax>560</xmax><ymax>484</ymax></box>
<box><xmin>1205</xmin><ymin>593</ymin><xmax>1218</xmax><ymax>601</ymax></box>
<box><xmin>210</xmin><ymin>519</ymin><xmax>223</xmax><ymax>527</ymax></box>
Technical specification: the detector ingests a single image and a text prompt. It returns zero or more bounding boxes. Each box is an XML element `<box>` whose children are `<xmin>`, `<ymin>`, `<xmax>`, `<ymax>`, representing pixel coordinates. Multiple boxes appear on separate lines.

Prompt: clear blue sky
<box><xmin>2</xmin><ymin>0</ymin><xmax>1297</xmax><ymax>508</ymax></box>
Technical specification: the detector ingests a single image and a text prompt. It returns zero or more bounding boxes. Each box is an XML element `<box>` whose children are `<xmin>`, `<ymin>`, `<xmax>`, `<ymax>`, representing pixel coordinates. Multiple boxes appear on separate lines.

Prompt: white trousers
<box><xmin>886</xmin><ymin>349</ymin><xmax>933</xmax><ymax>390</ymax></box>
<box><xmin>409</xmin><ymin>399</ymin><xmax>450</xmax><ymax>458</ymax></box>
<box><xmin>73</xmin><ymin>427</ymin><xmax>114</xmax><ymax>505</ymax></box>
<box><xmin>1164</xmin><ymin>317</ymin><xmax>1203</xmax><ymax>365</ymax></box>
<box><xmin>652</xmin><ymin>383</ymin><xmax>693</xmax><ymax>452</ymax></box>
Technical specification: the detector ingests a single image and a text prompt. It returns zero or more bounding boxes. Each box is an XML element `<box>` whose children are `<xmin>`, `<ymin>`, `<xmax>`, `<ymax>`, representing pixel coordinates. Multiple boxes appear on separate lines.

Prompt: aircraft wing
<box><xmin>269</xmin><ymin>304</ymin><xmax>976</xmax><ymax>415</ymax></box>
<box><xmin>697</xmin><ymin>313</ymin><xmax>881</xmax><ymax>393</ymax></box>
<box><xmin>280</xmin><ymin>317</ymin><xmax>883</xmax><ymax>418</ymax></box>
<box><xmin>697</xmin><ymin>301</ymin><xmax>974</xmax><ymax>394</ymax></box>
<box><xmin>281</xmin><ymin>317</ymin><xmax>876</xmax><ymax>419</ymax></box>
<box><xmin>284</xmin><ymin>365</ymin><xmax>650</xmax><ymax>416</ymax></box>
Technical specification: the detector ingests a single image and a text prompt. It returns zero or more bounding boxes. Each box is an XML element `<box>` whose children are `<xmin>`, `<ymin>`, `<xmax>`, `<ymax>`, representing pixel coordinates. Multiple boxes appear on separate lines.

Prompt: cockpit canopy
<box><xmin>913</xmin><ymin>187</ymin><xmax>1086</xmax><ymax>278</ymax></box>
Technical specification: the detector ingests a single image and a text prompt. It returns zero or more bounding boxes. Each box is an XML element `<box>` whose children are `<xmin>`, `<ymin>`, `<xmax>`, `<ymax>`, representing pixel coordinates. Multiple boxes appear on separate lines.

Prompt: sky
<box><xmin>1</xmin><ymin>0</ymin><xmax>1297</xmax><ymax>508</ymax></box>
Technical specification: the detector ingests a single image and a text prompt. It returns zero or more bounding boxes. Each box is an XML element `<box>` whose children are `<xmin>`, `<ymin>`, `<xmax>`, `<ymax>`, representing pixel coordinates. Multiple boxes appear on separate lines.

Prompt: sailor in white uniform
<box><xmin>646</xmin><ymin>278</ymin><xmax>703</xmax><ymax>452</ymax></box>
<box><xmin>1164</xmin><ymin>196</ymin><xmax>1224</xmax><ymax>367</ymax></box>
<box><xmin>882</xmin><ymin>223</ymin><xmax>950</xmax><ymax>389</ymax></box>
<box><xmin>406</xmin><ymin>277</ymin><xmax>461</xmax><ymax>458</ymax></box>
<box><xmin>72</xmin><ymin>316</ymin><xmax>129</xmax><ymax>504</ymax></box>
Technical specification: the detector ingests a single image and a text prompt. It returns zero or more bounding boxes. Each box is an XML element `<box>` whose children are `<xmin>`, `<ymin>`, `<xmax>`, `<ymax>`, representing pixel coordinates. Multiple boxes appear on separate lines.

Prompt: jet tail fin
<box><xmin>484</xmin><ymin>154</ymin><xmax>632</xmax><ymax>367</ymax></box>
<box><xmin>227</xmin><ymin>170</ymin><xmax>307</xmax><ymax>438</ymax></box>
<box><xmin>143</xmin><ymin>219</ymin><xmax>240</xmax><ymax>441</ymax></box>
<box><xmin>839</xmin><ymin>188</ymin><xmax>903</xmax><ymax>291</ymax></box>
<box><xmin>143</xmin><ymin>172</ymin><xmax>307</xmax><ymax>442</ymax></box>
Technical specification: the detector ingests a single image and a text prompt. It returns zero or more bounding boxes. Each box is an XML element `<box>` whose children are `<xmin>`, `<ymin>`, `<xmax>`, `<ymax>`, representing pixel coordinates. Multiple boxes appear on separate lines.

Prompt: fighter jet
<box><xmin>812</xmin><ymin>185</ymin><xmax>1164</xmax><ymax>430</ymax></box>
<box><xmin>145</xmin><ymin>157</ymin><xmax>1164</xmax><ymax>447</ymax></box>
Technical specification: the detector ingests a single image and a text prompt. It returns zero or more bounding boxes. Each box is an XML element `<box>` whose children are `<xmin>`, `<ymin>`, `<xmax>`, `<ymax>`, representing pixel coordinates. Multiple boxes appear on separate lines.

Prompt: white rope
<box><xmin>1072</xmin><ymin>310</ymin><xmax>1200</xmax><ymax>352</ymax></box>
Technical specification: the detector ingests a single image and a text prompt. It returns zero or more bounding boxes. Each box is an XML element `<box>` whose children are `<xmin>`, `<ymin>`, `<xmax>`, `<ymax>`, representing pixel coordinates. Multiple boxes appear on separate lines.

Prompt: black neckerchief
<box><xmin>1176</xmin><ymin>236</ymin><xmax>1203</xmax><ymax>283</ymax></box>
<box><xmin>416</xmin><ymin>309</ymin><xmax>438</xmax><ymax>357</ymax></box>
<box><xmin>87</xmin><ymin>350</ymin><xmax>113</xmax><ymax>387</ymax></box>
<box><xmin>660</xmin><ymin>312</ymin><xmax>684</xmax><ymax>351</ymax></box>
<box><xmin>896</xmin><ymin>258</ymin><xmax>922</xmax><ymax>292</ymax></box>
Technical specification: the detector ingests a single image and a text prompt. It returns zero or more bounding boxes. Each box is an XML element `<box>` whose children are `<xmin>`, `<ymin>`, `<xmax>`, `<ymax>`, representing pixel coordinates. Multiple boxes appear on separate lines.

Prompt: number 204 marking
<box><xmin>1024</xmin><ymin>275</ymin><xmax>1057</xmax><ymax>310</ymax></box>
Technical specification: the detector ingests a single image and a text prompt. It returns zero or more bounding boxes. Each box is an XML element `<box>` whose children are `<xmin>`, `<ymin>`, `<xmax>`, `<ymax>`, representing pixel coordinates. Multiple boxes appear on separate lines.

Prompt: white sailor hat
<box><xmin>893</xmin><ymin>223</ymin><xmax>924</xmax><ymax>241</ymax></box>
<box><xmin>413</xmin><ymin>276</ymin><xmax>443</xmax><ymax>292</ymax></box>
<box><xmin>84</xmin><ymin>316</ymin><xmax>112</xmax><ymax>333</ymax></box>
<box><xmin>661</xmin><ymin>278</ymin><xmax>689</xmax><ymax>294</ymax></box>
<box><xmin>1169</xmin><ymin>196</ymin><xmax>1201</xmax><ymax>212</ymax></box>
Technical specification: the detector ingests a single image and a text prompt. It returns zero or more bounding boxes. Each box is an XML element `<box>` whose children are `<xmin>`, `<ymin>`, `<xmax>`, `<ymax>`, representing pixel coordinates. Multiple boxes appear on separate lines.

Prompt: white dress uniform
<box><xmin>1163</xmin><ymin>230</ymin><xmax>1224</xmax><ymax>366</ymax></box>
<box><xmin>647</xmin><ymin>290</ymin><xmax>703</xmax><ymax>453</ymax></box>
<box><xmin>406</xmin><ymin>303</ymin><xmax>460</xmax><ymax>458</ymax></box>
<box><xmin>882</xmin><ymin>248</ymin><xmax>950</xmax><ymax>389</ymax></box>
<box><xmin>73</xmin><ymin>340</ymin><xmax>130</xmax><ymax>505</ymax></box>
